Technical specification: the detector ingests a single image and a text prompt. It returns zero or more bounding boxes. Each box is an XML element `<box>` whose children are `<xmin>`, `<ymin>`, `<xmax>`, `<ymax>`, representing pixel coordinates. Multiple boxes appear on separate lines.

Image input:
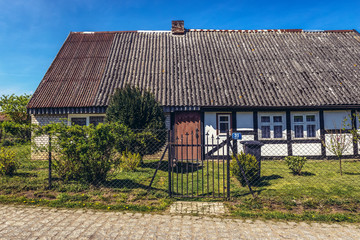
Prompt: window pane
<box><xmin>219</xmin><ymin>123</ymin><xmax>229</xmax><ymax>133</ymax></box>
<box><xmin>219</xmin><ymin>116</ymin><xmax>229</xmax><ymax>122</ymax></box>
<box><xmin>90</xmin><ymin>116</ymin><xmax>105</xmax><ymax>126</ymax></box>
<box><xmin>261</xmin><ymin>116</ymin><xmax>270</xmax><ymax>123</ymax></box>
<box><xmin>306</xmin><ymin>115</ymin><xmax>315</xmax><ymax>122</ymax></box>
<box><xmin>294</xmin><ymin>116</ymin><xmax>303</xmax><ymax>122</ymax></box>
<box><xmin>294</xmin><ymin>125</ymin><xmax>304</xmax><ymax>138</ymax></box>
<box><xmin>71</xmin><ymin>118</ymin><xmax>86</xmax><ymax>126</ymax></box>
<box><xmin>307</xmin><ymin>125</ymin><xmax>316</xmax><ymax>137</ymax></box>
<box><xmin>273</xmin><ymin>116</ymin><xmax>282</xmax><ymax>123</ymax></box>
<box><xmin>274</xmin><ymin>126</ymin><xmax>283</xmax><ymax>138</ymax></box>
<box><xmin>261</xmin><ymin>126</ymin><xmax>270</xmax><ymax>138</ymax></box>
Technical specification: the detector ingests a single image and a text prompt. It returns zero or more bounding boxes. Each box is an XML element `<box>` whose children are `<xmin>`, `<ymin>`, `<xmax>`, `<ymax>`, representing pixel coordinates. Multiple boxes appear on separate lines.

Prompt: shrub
<box><xmin>35</xmin><ymin>122</ymin><xmax>120</xmax><ymax>183</ymax></box>
<box><xmin>284</xmin><ymin>156</ymin><xmax>307</xmax><ymax>175</ymax></box>
<box><xmin>0</xmin><ymin>121</ymin><xmax>31</xmax><ymax>144</ymax></box>
<box><xmin>118</xmin><ymin>149</ymin><xmax>141</xmax><ymax>172</ymax></box>
<box><xmin>230</xmin><ymin>152</ymin><xmax>259</xmax><ymax>186</ymax></box>
<box><xmin>106</xmin><ymin>85</ymin><xmax>166</xmax><ymax>156</ymax></box>
<box><xmin>0</xmin><ymin>147</ymin><xmax>18</xmax><ymax>176</ymax></box>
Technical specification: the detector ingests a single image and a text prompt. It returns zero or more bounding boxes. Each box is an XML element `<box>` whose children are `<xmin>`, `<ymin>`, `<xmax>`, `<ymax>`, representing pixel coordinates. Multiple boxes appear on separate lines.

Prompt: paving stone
<box><xmin>1</xmin><ymin>204</ymin><xmax>360</xmax><ymax>239</ymax></box>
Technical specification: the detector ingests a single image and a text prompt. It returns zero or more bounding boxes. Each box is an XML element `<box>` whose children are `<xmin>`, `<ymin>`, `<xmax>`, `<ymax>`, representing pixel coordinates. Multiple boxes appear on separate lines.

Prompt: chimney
<box><xmin>172</xmin><ymin>20</ymin><xmax>185</xmax><ymax>35</ymax></box>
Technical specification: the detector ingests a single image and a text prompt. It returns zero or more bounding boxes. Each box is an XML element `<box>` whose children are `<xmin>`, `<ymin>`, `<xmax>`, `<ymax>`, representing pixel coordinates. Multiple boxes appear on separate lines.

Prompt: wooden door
<box><xmin>174</xmin><ymin>112</ymin><xmax>201</xmax><ymax>160</ymax></box>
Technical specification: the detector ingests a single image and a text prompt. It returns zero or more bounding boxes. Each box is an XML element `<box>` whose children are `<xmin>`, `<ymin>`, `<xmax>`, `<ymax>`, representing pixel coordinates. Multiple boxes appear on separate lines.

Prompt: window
<box><xmin>71</xmin><ymin>118</ymin><xmax>86</xmax><ymax>126</ymax></box>
<box><xmin>294</xmin><ymin>116</ymin><xmax>303</xmax><ymax>122</ymax></box>
<box><xmin>292</xmin><ymin>113</ymin><xmax>318</xmax><ymax>138</ymax></box>
<box><xmin>274</xmin><ymin>126</ymin><xmax>283</xmax><ymax>138</ymax></box>
<box><xmin>90</xmin><ymin>116</ymin><xmax>105</xmax><ymax>126</ymax></box>
<box><xmin>261</xmin><ymin>116</ymin><xmax>270</xmax><ymax>123</ymax></box>
<box><xmin>294</xmin><ymin>125</ymin><xmax>304</xmax><ymax>138</ymax></box>
<box><xmin>259</xmin><ymin>113</ymin><xmax>285</xmax><ymax>139</ymax></box>
<box><xmin>217</xmin><ymin>114</ymin><xmax>231</xmax><ymax>134</ymax></box>
<box><xmin>69</xmin><ymin>115</ymin><xmax>106</xmax><ymax>126</ymax></box>
<box><xmin>261</xmin><ymin>126</ymin><xmax>270</xmax><ymax>138</ymax></box>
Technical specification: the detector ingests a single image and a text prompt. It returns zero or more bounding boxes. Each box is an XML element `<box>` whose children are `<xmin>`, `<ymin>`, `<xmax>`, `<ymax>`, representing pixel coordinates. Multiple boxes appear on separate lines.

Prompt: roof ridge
<box><xmin>188</xmin><ymin>29</ymin><xmax>302</xmax><ymax>33</ymax></box>
<box><xmin>71</xmin><ymin>29</ymin><xmax>356</xmax><ymax>34</ymax></box>
<box><xmin>188</xmin><ymin>29</ymin><xmax>355</xmax><ymax>33</ymax></box>
<box><xmin>71</xmin><ymin>31</ymin><xmax>137</xmax><ymax>34</ymax></box>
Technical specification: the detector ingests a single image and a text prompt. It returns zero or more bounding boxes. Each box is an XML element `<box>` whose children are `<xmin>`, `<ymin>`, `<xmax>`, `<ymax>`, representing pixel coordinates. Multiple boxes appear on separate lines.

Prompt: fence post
<box><xmin>48</xmin><ymin>135</ymin><xmax>52</xmax><ymax>189</ymax></box>
<box><xmin>226</xmin><ymin>130</ymin><xmax>231</xmax><ymax>199</ymax></box>
<box><xmin>167</xmin><ymin>130</ymin><xmax>172</xmax><ymax>197</ymax></box>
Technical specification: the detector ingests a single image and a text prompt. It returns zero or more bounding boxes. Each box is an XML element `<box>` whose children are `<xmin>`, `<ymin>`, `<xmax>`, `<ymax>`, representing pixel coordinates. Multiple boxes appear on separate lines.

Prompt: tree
<box><xmin>322</xmin><ymin>119</ymin><xmax>353</xmax><ymax>176</ymax></box>
<box><xmin>0</xmin><ymin>94</ymin><xmax>32</xmax><ymax>144</ymax></box>
<box><xmin>106</xmin><ymin>85</ymin><xmax>165</xmax><ymax>130</ymax></box>
<box><xmin>0</xmin><ymin>94</ymin><xmax>31</xmax><ymax>124</ymax></box>
<box><xmin>106</xmin><ymin>85</ymin><xmax>166</xmax><ymax>156</ymax></box>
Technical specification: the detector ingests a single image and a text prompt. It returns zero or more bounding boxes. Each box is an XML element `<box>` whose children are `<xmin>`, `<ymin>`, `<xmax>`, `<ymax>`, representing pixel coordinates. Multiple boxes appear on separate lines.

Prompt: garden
<box><xmin>1</xmin><ymin>91</ymin><xmax>360</xmax><ymax>222</ymax></box>
<box><xmin>1</xmin><ymin>144</ymin><xmax>360</xmax><ymax>222</ymax></box>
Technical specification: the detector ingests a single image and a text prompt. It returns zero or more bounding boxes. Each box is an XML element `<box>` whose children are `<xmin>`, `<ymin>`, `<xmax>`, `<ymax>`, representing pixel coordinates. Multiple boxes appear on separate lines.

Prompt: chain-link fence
<box><xmin>1</xmin><ymin>127</ymin><xmax>360</xmax><ymax>203</ymax></box>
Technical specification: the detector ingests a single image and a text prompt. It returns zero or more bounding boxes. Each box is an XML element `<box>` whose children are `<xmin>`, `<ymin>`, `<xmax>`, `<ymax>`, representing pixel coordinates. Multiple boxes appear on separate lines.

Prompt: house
<box><xmin>28</xmin><ymin>21</ymin><xmax>360</xmax><ymax>159</ymax></box>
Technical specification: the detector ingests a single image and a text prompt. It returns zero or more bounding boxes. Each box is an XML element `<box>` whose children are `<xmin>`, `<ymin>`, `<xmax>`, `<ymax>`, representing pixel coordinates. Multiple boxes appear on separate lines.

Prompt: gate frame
<box><xmin>168</xmin><ymin>129</ymin><xmax>232</xmax><ymax>199</ymax></box>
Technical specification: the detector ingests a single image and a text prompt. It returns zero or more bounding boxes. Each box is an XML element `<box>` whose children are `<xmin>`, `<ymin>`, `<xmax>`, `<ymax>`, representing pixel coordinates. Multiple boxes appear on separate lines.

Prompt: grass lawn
<box><xmin>229</xmin><ymin>159</ymin><xmax>360</xmax><ymax>222</ymax></box>
<box><xmin>170</xmin><ymin>158</ymin><xmax>228</xmax><ymax>198</ymax></box>
<box><xmin>232</xmin><ymin>159</ymin><xmax>360</xmax><ymax>199</ymax></box>
<box><xmin>0</xmin><ymin>144</ymin><xmax>171</xmax><ymax>211</ymax></box>
<box><xmin>1</xmin><ymin>144</ymin><xmax>360</xmax><ymax>222</ymax></box>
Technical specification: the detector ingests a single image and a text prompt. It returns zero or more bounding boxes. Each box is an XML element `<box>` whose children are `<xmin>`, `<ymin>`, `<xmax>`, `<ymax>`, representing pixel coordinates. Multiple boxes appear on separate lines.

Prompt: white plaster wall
<box><xmin>204</xmin><ymin>111</ymin><xmax>253</xmax><ymax>156</ymax></box>
<box><xmin>204</xmin><ymin>112</ymin><xmax>226</xmax><ymax>155</ymax></box>
<box><xmin>209</xmin><ymin>146</ymin><xmax>232</xmax><ymax>156</ymax></box>
<box><xmin>292</xmin><ymin>143</ymin><xmax>322</xmax><ymax>156</ymax></box>
<box><xmin>236</xmin><ymin>112</ymin><xmax>253</xmax><ymax>131</ymax></box>
<box><xmin>204</xmin><ymin>112</ymin><xmax>217</xmax><ymax>139</ymax></box>
<box><xmin>204</xmin><ymin>112</ymin><xmax>230</xmax><ymax>143</ymax></box>
<box><xmin>325</xmin><ymin>133</ymin><xmax>354</xmax><ymax>156</ymax></box>
<box><xmin>324</xmin><ymin>110</ymin><xmax>351</xmax><ymax>130</ymax></box>
<box><xmin>261</xmin><ymin>144</ymin><xmax>288</xmax><ymax>157</ymax></box>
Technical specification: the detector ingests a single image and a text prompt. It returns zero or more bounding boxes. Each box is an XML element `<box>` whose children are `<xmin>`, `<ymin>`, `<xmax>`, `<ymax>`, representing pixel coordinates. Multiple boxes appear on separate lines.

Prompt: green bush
<box><xmin>284</xmin><ymin>156</ymin><xmax>307</xmax><ymax>175</ymax></box>
<box><xmin>0</xmin><ymin>147</ymin><xmax>19</xmax><ymax>176</ymax></box>
<box><xmin>0</xmin><ymin>121</ymin><xmax>31</xmax><ymax>145</ymax></box>
<box><xmin>106</xmin><ymin>85</ymin><xmax>166</xmax><ymax>156</ymax></box>
<box><xmin>119</xmin><ymin>149</ymin><xmax>141</xmax><ymax>172</ymax></box>
<box><xmin>34</xmin><ymin>122</ymin><xmax>120</xmax><ymax>183</ymax></box>
<box><xmin>230</xmin><ymin>152</ymin><xmax>259</xmax><ymax>186</ymax></box>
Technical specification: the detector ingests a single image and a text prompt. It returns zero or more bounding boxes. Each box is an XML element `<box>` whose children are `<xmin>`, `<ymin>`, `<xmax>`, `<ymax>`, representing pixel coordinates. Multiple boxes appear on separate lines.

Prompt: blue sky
<box><xmin>0</xmin><ymin>0</ymin><xmax>359</xmax><ymax>96</ymax></box>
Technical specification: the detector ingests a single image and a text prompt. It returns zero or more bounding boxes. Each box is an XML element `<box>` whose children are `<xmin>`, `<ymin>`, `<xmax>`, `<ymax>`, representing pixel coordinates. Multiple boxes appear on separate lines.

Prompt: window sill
<box><xmin>258</xmin><ymin>138</ymin><xmax>287</xmax><ymax>141</ymax></box>
<box><xmin>293</xmin><ymin>137</ymin><xmax>320</xmax><ymax>140</ymax></box>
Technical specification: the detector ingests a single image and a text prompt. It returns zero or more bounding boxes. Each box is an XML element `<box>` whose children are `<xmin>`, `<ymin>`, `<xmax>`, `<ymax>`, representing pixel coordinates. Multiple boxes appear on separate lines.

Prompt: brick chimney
<box><xmin>172</xmin><ymin>20</ymin><xmax>185</xmax><ymax>35</ymax></box>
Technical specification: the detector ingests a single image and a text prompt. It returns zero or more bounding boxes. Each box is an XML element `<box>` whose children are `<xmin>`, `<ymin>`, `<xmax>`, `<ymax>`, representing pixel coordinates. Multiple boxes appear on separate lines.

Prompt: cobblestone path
<box><xmin>0</xmin><ymin>204</ymin><xmax>359</xmax><ymax>239</ymax></box>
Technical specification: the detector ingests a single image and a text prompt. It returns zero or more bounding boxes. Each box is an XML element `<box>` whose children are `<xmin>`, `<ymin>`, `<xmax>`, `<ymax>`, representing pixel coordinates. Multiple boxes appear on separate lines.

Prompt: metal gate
<box><xmin>168</xmin><ymin>129</ymin><xmax>231</xmax><ymax>198</ymax></box>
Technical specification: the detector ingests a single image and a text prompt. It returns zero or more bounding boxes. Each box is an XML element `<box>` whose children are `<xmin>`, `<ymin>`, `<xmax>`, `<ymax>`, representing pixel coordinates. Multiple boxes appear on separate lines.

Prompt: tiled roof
<box><xmin>28</xmin><ymin>32</ymin><xmax>115</xmax><ymax>109</ymax></box>
<box><xmin>28</xmin><ymin>29</ymin><xmax>360</xmax><ymax>109</ymax></box>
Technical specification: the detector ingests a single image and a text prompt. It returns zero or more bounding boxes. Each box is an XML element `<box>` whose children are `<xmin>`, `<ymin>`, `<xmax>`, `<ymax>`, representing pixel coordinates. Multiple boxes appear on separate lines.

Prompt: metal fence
<box><xmin>1</xmin><ymin>127</ymin><xmax>360</xmax><ymax>201</ymax></box>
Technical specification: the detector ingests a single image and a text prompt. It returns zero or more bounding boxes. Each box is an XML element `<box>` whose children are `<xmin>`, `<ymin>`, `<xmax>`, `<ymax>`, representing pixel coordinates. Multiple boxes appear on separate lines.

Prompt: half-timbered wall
<box><xmin>203</xmin><ymin>110</ymin><xmax>358</xmax><ymax>158</ymax></box>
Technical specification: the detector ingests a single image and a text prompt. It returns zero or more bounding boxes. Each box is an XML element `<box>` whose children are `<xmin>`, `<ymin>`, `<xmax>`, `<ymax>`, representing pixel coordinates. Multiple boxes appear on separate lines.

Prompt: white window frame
<box><xmin>68</xmin><ymin>114</ymin><xmax>106</xmax><ymax>126</ymax></box>
<box><xmin>217</xmin><ymin>113</ymin><xmax>231</xmax><ymax>135</ymax></box>
<box><xmin>258</xmin><ymin>112</ymin><xmax>286</xmax><ymax>140</ymax></box>
<box><xmin>291</xmin><ymin>112</ymin><xmax>320</xmax><ymax>139</ymax></box>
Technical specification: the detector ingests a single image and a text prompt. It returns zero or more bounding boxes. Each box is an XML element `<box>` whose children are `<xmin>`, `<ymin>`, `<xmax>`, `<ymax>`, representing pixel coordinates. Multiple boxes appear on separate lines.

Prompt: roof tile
<box><xmin>28</xmin><ymin>30</ymin><xmax>360</xmax><ymax>109</ymax></box>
